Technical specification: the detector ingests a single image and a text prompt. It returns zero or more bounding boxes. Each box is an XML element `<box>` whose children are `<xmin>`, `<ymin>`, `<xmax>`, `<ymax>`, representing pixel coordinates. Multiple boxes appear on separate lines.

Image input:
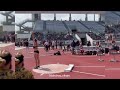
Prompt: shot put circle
<box><xmin>33</xmin><ymin>64</ymin><xmax>69</xmax><ymax>74</ymax></box>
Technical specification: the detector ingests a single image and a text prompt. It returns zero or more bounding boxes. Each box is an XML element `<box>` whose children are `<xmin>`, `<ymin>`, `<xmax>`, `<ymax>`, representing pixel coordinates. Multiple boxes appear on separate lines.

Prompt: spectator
<box><xmin>52</xmin><ymin>40</ymin><xmax>55</xmax><ymax>50</ymax></box>
<box><xmin>44</xmin><ymin>41</ymin><xmax>49</xmax><ymax>52</ymax></box>
<box><xmin>25</xmin><ymin>40</ymin><xmax>29</xmax><ymax>51</ymax></box>
<box><xmin>76</xmin><ymin>40</ymin><xmax>80</xmax><ymax>46</ymax></box>
<box><xmin>0</xmin><ymin>50</ymin><xmax>15</xmax><ymax>79</ymax></box>
<box><xmin>59</xmin><ymin>41</ymin><xmax>63</xmax><ymax>50</ymax></box>
<box><xmin>80</xmin><ymin>47</ymin><xmax>84</xmax><ymax>55</ymax></box>
<box><xmin>55</xmin><ymin>40</ymin><xmax>58</xmax><ymax>49</ymax></box>
<box><xmin>67</xmin><ymin>44</ymin><xmax>70</xmax><ymax>51</ymax></box>
<box><xmin>87</xmin><ymin>41</ymin><xmax>91</xmax><ymax>46</ymax></box>
<box><xmin>15</xmin><ymin>52</ymin><xmax>34</xmax><ymax>79</ymax></box>
<box><xmin>48</xmin><ymin>41</ymin><xmax>52</xmax><ymax>50</ymax></box>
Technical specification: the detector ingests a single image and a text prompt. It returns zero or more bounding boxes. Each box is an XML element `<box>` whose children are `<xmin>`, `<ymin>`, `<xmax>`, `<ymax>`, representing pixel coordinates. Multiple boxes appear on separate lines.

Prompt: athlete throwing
<box><xmin>32</xmin><ymin>32</ymin><xmax>40</xmax><ymax>69</ymax></box>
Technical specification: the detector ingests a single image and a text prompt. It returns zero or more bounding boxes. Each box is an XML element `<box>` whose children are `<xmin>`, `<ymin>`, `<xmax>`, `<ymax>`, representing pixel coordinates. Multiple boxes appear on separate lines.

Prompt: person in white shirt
<box><xmin>44</xmin><ymin>41</ymin><xmax>49</xmax><ymax>52</ymax></box>
<box><xmin>52</xmin><ymin>41</ymin><xmax>55</xmax><ymax>50</ymax></box>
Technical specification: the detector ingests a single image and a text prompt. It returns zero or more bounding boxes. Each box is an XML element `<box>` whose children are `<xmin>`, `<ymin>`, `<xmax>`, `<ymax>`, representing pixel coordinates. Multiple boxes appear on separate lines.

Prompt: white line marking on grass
<box><xmin>72</xmin><ymin>70</ymin><xmax>105</xmax><ymax>77</ymax></box>
<box><xmin>75</xmin><ymin>66</ymin><xmax>105</xmax><ymax>68</ymax></box>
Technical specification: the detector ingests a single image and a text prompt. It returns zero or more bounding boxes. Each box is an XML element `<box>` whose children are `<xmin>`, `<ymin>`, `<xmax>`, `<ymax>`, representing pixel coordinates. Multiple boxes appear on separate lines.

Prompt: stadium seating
<box><xmin>106</xmin><ymin>11</ymin><xmax>120</xmax><ymax>25</ymax></box>
<box><xmin>34</xmin><ymin>20</ymin><xmax>44</xmax><ymax>31</ymax></box>
<box><xmin>81</xmin><ymin>21</ymin><xmax>105</xmax><ymax>34</ymax></box>
<box><xmin>64</xmin><ymin>21</ymin><xmax>89</xmax><ymax>32</ymax></box>
<box><xmin>87</xmin><ymin>32</ymin><xmax>104</xmax><ymax>40</ymax></box>
<box><xmin>46</xmin><ymin>21</ymin><xmax>68</xmax><ymax>33</ymax></box>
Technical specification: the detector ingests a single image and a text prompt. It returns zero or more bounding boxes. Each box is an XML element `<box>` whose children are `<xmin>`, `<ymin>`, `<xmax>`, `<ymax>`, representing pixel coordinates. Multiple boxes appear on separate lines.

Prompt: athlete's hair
<box><xmin>15</xmin><ymin>53</ymin><xmax>24</xmax><ymax>64</ymax></box>
<box><xmin>0</xmin><ymin>50</ymin><xmax>12</xmax><ymax>65</ymax></box>
<box><xmin>34</xmin><ymin>39</ymin><xmax>37</xmax><ymax>42</ymax></box>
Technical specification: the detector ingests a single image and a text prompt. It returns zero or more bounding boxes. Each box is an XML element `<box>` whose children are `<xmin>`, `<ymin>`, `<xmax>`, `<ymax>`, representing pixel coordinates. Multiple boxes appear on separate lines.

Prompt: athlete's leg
<box><xmin>34</xmin><ymin>53</ymin><xmax>38</xmax><ymax>68</ymax></box>
<box><xmin>37</xmin><ymin>53</ymin><xmax>40</xmax><ymax>67</ymax></box>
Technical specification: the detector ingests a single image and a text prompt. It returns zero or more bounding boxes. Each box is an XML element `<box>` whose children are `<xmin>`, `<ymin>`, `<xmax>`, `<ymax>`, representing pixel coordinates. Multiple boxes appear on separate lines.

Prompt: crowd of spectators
<box><xmin>0</xmin><ymin>49</ymin><xmax>34</xmax><ymax>79</ymax></box>
<box><xmin>87</xmin><ymin>32</ymin><xmax>104</xmax><ymax>40</ymax></box>
<box><xmin>0</xmin><ymin>32</ymin><xmax>15</xmax><ymax>43</ymax></box>
<box><xmin>15</xmin><ymin>39</ymin><xmax>29</xmax><ymax>47</ymax></box>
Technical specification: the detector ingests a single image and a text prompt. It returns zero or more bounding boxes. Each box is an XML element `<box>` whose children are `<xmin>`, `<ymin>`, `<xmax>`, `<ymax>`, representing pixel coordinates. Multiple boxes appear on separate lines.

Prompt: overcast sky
<box><xmin>15</xmin><ymin>13</ymin><xmax>99</xmax><ymax>22</ymax></box>
<box><xmin>0</xmin><ymin>14</ymin><xmax>6</xmax><ymax>25</ymax></box>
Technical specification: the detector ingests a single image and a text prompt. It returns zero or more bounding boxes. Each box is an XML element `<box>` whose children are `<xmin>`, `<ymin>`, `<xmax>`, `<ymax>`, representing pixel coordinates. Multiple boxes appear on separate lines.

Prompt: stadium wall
<box><xmin>17</xmin><ymin>34</ymin><xmax>31</xmax><ymax>39</ymax></box>
<box><xmin>3</xmin><ymin>25</ymin><xmax>15</xmax><ymax>32</ymax></box>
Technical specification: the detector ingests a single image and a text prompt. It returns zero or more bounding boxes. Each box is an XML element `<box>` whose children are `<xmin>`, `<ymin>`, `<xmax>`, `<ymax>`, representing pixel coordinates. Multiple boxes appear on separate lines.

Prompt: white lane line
<box><xmin>40</xmin><ymin>73</ymin><xmax>44</xmax><ymax>76</ymax></box>
<box><xmin>40</xmin><ymin>55</ymin><xmax>46</xmax><ymax>56</ymax></box>
<box><xmin>0</xmin><ymin>43</ymin><xmax>14</xmax><ymax>47</ymax></box>
<box><xmin>24</xmin><ymin>57</ymin><xmax>33</xmax><ymax>58</ymax></box>
<box><xmin>105</xmin><ymin>68</ymin><xmax>120</xmax><ymax>70</ymax></box>
<box><xmin>72</xmin><ymin>70</ymin><xmax>105</xmax><ymax>77</ymax></box>
<box><xmin>12</xmin><ymin>57</ymin><xmax>33</xmax><ymax>58</ymax></box>
<box><xmin>29</xmin><ymin>52</ymin><xmax>52</xmax><ymax>56</ymax></box>
<box><xmin>29</xmin><ymin>47</ymin><xmax>44</xmax><ymax>48</ymax></box>
<box><xmin>29</xmin><ymin>52</ymin><xmax>34</xmax><ymax>54</ymax></box>
<box><xmin>72</xmin><ymin>55</ymin><xmax>97</xmax><ymax>57</ymax></box>
<box><xmin>64</xmin><ymin>52</ymin><xmax>71</xmax><ymax>53</ymax></box>
<box><xmin>75</xmin><ymin>66</ymin><xmax>105</xmax><ymax>68</ymax></box>
<box><xmin>15</xmin><ymin>47</ymin><xmax>25</xmax><ymax>50</ymax></box>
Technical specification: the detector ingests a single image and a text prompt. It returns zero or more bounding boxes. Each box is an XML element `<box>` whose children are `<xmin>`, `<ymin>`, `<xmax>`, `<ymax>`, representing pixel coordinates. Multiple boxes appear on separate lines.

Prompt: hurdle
<box><xmin>97</xmin><ymin>51</ymin><xmax>105</xmax><ymax>62</ymax></box>
<box><xmin>109</xmin><ymin>50</ymin><xmax>120</xmax><ymax>62</ymax></box>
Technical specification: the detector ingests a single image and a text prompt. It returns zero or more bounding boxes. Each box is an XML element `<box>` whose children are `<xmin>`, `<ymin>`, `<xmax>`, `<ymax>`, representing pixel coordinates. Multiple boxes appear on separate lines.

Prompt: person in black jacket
<box><xmin>87</xmin><ymin>41</ymin><xmax>91</xmax><ymax>46</ymax></box>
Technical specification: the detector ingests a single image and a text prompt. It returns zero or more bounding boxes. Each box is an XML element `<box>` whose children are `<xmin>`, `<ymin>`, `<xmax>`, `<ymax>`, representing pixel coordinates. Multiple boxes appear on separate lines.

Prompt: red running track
<box><xmin>15</xmin><ymin>47</ymin><xmax>120</xmax><ymax>79</ymax></box>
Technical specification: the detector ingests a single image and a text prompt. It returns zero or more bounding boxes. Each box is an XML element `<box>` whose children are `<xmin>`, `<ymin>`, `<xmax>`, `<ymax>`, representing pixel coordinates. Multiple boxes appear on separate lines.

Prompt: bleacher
<box><xmin>87</xmin><ymin>32</ymin><xmax>104</xmax><ymax>40</ymax></box>
<box><xmin>33</xmin><ymin>20</ymin><xmax>105</xmax><ymax>35</ymax></box>
<box><xmin>106</xmin><ymin>12</ymin><xmax>120</xmax><ymax>25</ymax></box>
<box><xmin>29</xmin><ymin>32</ymin><xmax>44</xmax><ymax>41</ymax></box>
<box><xmin>46</xmin><ymin>21</ymin><xmax>68</xmax><ymax>33</ymax></box>
<box><xmin>98</xmin><ymin>21</ymin><xmax>105</xmax><ymax>26</ymax></box>
<box><xmin>114</xmin><ymin>24</ymin><xmax>120</xmax><ymax>33</ymax></box>
<box><xmin>46</xmin><ymin>33</ymin><xmax>73</xmax><ymax>41</ymax></box>
<box><xmin>64</xmin><ymin>21</ymin><xmax>89</xmax><ymax>32</ymax></box>
<box><xmin>115</xmin><ymin>12</ymin><xmax>120</xmax><ymax>16</ymax></box>
<box><xmin>105</xmin><ymin>24</ymin><xmax>120</xmax><ymax>34</ymax></box>
<box><xmin>105</xmin><ymin>26</ymin><xmax>114</xmax><ymax>34</ymax></box>
<box><xmin>34</xmin><ymin>20</ymin><xmax>44</xmax><ymax>31</ymax></box>
<box><xmin>105</xmin><ymin>24</ymin><xmax>120</xmax><ymax>44</ymax></box>
<box><xmin>32</xmin><ymin>20</ymin><xmax>106</xmax><ymax>44</ymax></box>
<box><xmin>81</xmin><ymin>21</ymin><xmax>105</xmax><ymax>34</ymax></box>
